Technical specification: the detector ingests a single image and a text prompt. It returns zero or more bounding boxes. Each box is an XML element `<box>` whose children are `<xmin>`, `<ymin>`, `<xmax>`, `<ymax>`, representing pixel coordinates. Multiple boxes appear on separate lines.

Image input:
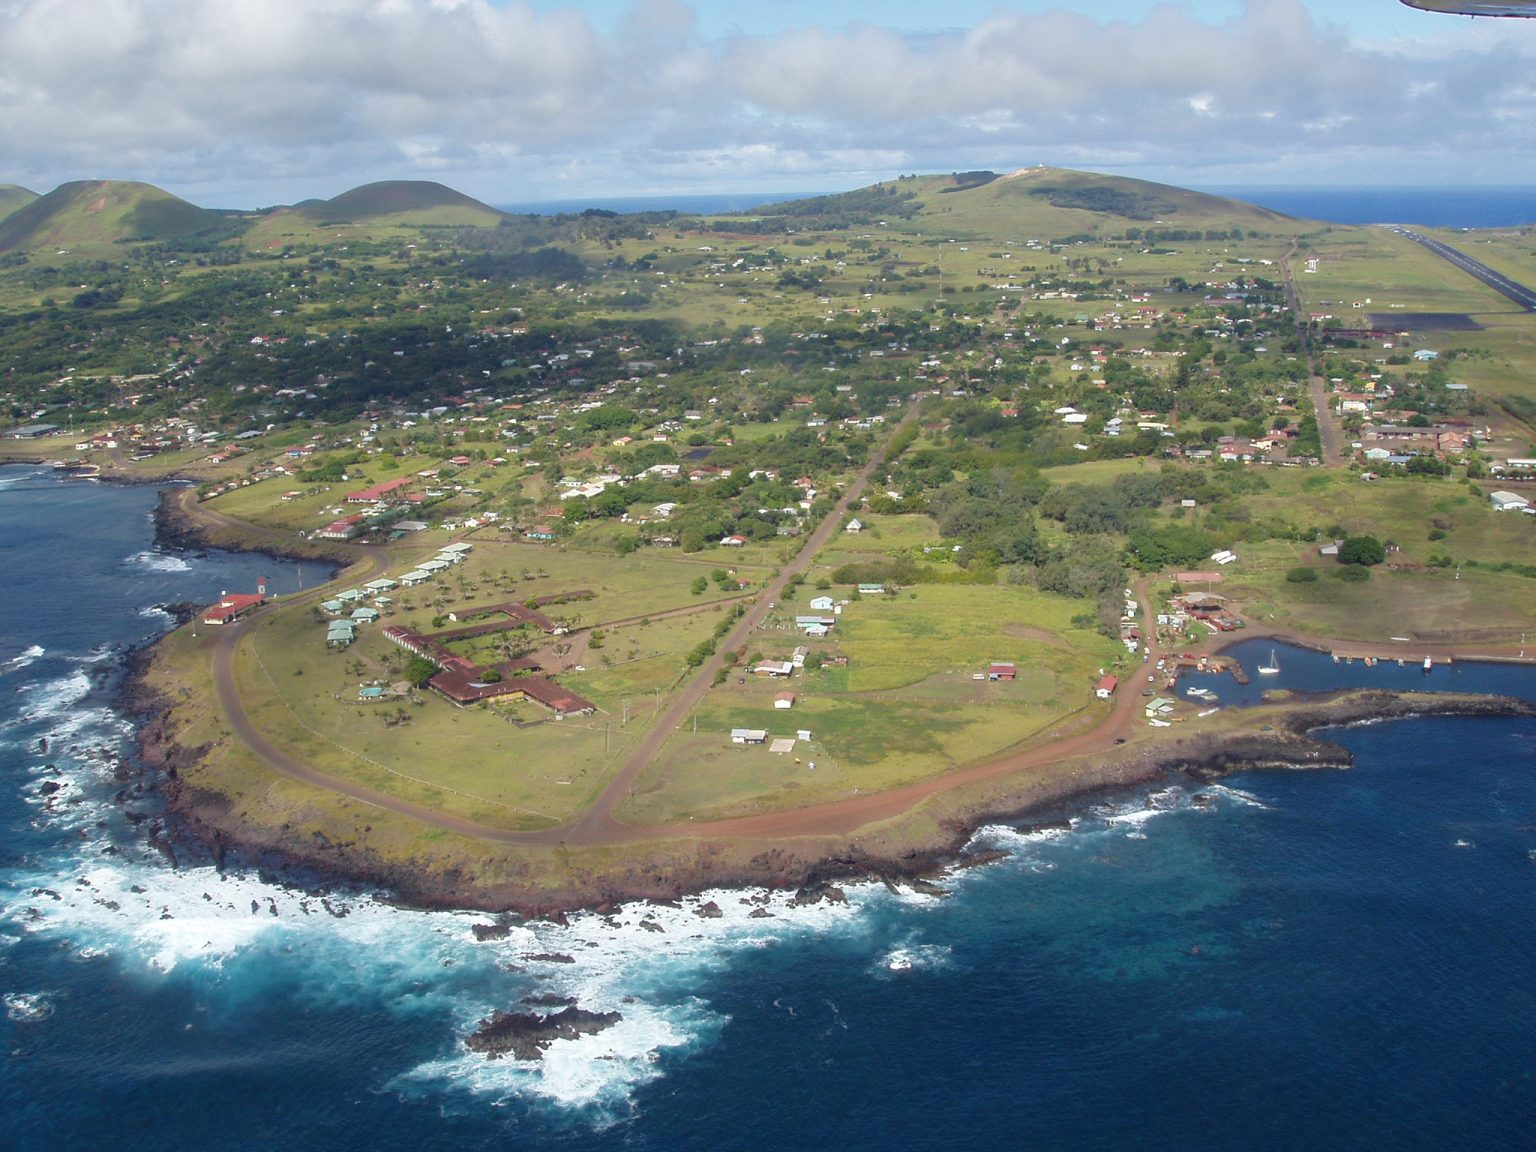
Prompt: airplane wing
<box><xmin>1401</xmin><ymin>1</ymin><xmax>1536</xmax><ymax>14</ymax></box>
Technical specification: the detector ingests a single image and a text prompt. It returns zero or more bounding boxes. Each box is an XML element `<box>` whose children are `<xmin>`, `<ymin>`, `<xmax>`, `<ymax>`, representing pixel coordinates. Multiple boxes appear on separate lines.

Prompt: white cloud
<box><xmin>0</xmin><ymin>0</ymin><xmax>1533</xmax><ymax>203</ymax></box>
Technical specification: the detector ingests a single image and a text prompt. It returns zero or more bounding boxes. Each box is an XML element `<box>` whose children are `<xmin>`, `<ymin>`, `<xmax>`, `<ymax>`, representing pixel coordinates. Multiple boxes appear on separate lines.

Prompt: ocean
<box><xmin>3</xmin><ymin>466</ymin><xmax>1535</xmax><ymax>1150</ymax></box>
<box><xmin>501</xmin><ymin>186</ymin><xmax>1536</xmax><ymax>229</ymax></box>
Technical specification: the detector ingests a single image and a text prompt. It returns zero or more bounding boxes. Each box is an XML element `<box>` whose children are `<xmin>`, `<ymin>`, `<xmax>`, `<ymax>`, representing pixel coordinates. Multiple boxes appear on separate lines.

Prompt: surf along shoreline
<box><xmin>106</xmin><ymin>475</ymin><xmax>1536</xmax><ymax>915</ymax></box>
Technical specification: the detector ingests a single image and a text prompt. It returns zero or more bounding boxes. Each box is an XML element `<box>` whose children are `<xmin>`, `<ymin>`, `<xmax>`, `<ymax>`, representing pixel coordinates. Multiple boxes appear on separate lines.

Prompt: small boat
<box><xmin>1423</xmin><ymin>656</ymin><xmax>1433</xmax><ymax>672</ymax></box>
<box><xmin>1257</xmin><ymin>649</ymin><xmax>1280</xmax><ymax>675</ymax></box>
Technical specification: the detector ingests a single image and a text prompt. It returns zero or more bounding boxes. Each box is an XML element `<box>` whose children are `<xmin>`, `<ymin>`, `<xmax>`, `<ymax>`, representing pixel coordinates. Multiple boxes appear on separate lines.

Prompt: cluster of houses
<box><xmin>318</xmin><ymin>543</ymin><xmax>477</xmax><ymax>647</ymax></box>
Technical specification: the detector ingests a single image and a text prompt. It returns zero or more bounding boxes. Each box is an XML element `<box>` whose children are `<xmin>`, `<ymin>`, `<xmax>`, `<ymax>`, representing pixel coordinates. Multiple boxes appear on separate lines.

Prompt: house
<box><xmin>731</xmin><ymin>728</ymin><xmax>769</xmax><ymax>745</ymax></box>
<box><xmin>201</xmin><ymin>592</ymin><xmax>267</xmax><ymax>626</ymax></box>
<box><xmin>1490</xmin><ymin>490</ymin><xmax>1531</xmax><ymax>512</ymax></box>
<box><xmin>399</xmin><ymin>569</ymin><xmax>432</xmax><ymax>586</ymax></box>
<box><xmin>857</xmin><ymin>583</ymin><xmax>885</xmax><ymax>595</ymax></box>
<box><xmin>345</xmin><ymin>476</ymin><xmax>413</xmax><ymax>504</ymax></box>
<box><xmin>774</xmin><ymin>691</ymin><xmax>796</xmax><ymax>709</ymax></box>
<box><xmin>350</xmin><ymin>607</ymin><xmax>380</xmax><ymax>624</ymax></box>
<box><xmin>720</xmin><ymin>534</ymin><xmax>747</xmax><ymax>547</ymax></box>
<box><xmin>1096</xmin><ymin>675</ymin><xmax>1119</xmax><ymax>700</ymax></box>
<box><xmin>845</xmin><ymin>518</ymin><xmax>864</xmax><ymax>533</ymax></box>
<box><xmin>753</xmin><ymin>660</ymin><xmax>795</xmax><ymax>678</ymax></box>
<box><xmin>988</xmin><ymin>662</ymin><xmax>1017</xmax><ymax>681</ymax></box>
<box><xmin>326</xmin><ymin>620</ymin><xmax>357</xmax><ymax>648</ymax></box>
<box><xmin>316</xmin><ymin>514</ymin><xmax>365</xmax><ymax>540</ymax></box>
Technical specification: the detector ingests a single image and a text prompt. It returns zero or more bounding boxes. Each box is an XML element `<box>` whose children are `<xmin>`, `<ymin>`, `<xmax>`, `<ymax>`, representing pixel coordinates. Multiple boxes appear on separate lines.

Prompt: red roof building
<box><xmin>1096</xmin><ymin>675</ymin><xmax>1119</xmax><ymax>699</ymax></box>
<box><xmin>345</xmin><ymin>477</ymin><xmax>414</xmax><ymax>504</ymax></box>
<box><xmin>202</xmin><ymin>593</ymin><xmax>267</xmax><ymax>626</ymax></box>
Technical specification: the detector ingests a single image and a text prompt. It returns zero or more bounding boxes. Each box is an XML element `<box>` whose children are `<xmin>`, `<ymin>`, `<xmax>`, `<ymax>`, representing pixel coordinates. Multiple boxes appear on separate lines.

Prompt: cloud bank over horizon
<box><xmin>2</xmin><ymin>0</ymin><xmax>1533</xmax><ymax>206</ymax></box>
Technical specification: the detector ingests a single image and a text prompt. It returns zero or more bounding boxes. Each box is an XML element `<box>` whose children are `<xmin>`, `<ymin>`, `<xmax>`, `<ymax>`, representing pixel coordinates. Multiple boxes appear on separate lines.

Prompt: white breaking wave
<box><xmin>0</xmin><ymin>664</ymin><xmax>1283</xmax><ymax>1118</ymax></box>
<box><xmin>875</xmin><ymin>940</ymin><xmax>953</xmax><ymax>977</ymax></box>
<box><xmin>0</xmin><ymin>644</ymin><xmax>45</xmax><ymax>676</ymax></box>
<box><xmin>124</xmin><ymin>550</ymin><xmax>192</xmax><ymax>573</ymax></box>
<box><xmin>1201</xmin><ymin>784</ymin><xmax>1271</xmax><ymax>810</ymax></box>
<box><xmin>0</xmin><ymin>469</ymin><xmax>46</xmax><ymax>490</ymax></box>
<box><xmin>4</xmin><ymin>991</ymin><xmax>55</xmax><ymax>1022</ymax></box>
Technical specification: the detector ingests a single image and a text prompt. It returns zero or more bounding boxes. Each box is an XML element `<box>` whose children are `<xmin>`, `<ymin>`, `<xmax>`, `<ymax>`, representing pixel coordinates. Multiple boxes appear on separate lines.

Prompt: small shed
<box><xmin>774</xmin><ymin>691</ymin><xmax>796</xmax><ymax>709</ymax></box>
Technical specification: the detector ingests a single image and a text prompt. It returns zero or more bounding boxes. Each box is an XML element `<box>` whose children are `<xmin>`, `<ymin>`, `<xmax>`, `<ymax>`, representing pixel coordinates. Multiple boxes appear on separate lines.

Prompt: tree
<box><xmin>404</xmin><ymin>656</ymin><xmax>438</xmax><ymax>687</ymax></box>
<box><xmin>1338</xmin><ymin>535</ymin><xmax>1386</xmax><ymax>566</ymax></box>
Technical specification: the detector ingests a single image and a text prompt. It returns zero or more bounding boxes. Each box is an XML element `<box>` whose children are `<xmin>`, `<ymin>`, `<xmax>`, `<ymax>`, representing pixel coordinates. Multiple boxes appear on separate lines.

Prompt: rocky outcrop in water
<box><xmin>465</xmin><ymin>1005</ymin><xmax>623</xmax><ymax>1061</ymax></box>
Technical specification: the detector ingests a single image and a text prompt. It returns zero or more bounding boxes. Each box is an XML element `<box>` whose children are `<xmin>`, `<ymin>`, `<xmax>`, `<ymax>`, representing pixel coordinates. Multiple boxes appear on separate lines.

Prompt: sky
<box><xmin>2</xmin><ymin>0</ymin><xmax>1536</xmax><ymax>208</ymax></box>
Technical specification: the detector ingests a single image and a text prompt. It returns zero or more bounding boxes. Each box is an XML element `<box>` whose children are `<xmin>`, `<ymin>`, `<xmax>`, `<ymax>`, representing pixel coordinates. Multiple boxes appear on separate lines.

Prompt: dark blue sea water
<box><xmin>4</xmin><ymin>466</ymin><xmax>1535</xmax><ymax>1150</ymax></box>
<box><xmin>501</xmin><ymin>186</ymin><xmax>1536</xmax><ymax>228</ymax></box>
<box><xmin>1199</xmin><ymin>186</ymin><xmax>1536</xmax><ymax>229</ymax></box>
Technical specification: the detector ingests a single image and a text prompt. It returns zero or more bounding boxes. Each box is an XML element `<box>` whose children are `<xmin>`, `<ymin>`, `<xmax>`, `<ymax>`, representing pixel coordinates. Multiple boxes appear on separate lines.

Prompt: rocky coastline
<box><xmin>108</xmin><ymin>462</ymin><xmax>1536</xmax><ymax>915</ymax></box>
<box><xmin>124</xmin><ymin>638</ymin><xmax>1536</xmax><ymax>914</ymax></box>
<box><xmin>150</xmin><ymin>487</ymin><xmax>358</xmax><ymax>568</ymax></box>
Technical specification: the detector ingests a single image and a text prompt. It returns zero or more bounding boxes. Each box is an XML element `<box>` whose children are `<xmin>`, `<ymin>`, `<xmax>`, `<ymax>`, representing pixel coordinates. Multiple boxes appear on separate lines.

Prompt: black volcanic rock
<box><xmin>466</xmin><ymin>1006</ymin><xmax>622</xmax><ymax>1061</ymax></box>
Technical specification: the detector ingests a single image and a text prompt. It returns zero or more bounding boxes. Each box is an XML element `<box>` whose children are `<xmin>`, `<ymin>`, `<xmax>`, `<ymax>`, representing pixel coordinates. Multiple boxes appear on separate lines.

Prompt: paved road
<box><xmin>1390</xmin><ymin>227</ymin><xmax>1536</xmax><ymax>311</ymax></box>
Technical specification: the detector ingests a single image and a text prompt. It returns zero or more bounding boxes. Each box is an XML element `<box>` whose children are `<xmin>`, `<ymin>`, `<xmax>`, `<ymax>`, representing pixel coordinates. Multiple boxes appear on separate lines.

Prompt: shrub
<box><xmin>1338</xmin><ymin>535</ymin><xmax>1386</xmax><ymax>566</ymax></box>
<box><xmin>1285</xmin><ymin>567</ymin><xmax>1319</xmax><ymax>583</ymax></box>
<box><xmin>1334</xmin><ymin>566</ymin><xmax>1371</xmax><ymax>583</ymax></box>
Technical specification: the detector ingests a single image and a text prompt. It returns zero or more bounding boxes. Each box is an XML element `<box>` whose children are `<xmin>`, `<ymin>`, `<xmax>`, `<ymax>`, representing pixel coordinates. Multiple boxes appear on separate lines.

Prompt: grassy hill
<box><xmin>0</xmin><ymin>180</ymin><xmax>237</xmax><ymax>253</ymax></box>
<box><xmin>741</xmin><ymin>167</ymin><xmax>1306</xmax><ymax>240</ymax></box>
<box><xmin>298</xmin><ymin>180</ymin><xmax>505</xmax><ymax>227</ymax></box>
<box><xmin>242</xmin><ymin>180</ymin><xmax>507</xmax><ymax>248</ymax></box>
<box><xmin>0</xmin><ymin>185</ymin><xmax>39</xmax><ymax>224</ymax></box>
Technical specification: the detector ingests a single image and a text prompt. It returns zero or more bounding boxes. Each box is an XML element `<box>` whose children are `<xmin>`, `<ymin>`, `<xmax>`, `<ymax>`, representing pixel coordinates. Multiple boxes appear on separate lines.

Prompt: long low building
<box><xmin>202</xmin><ymin>592</ymin><xmax>267</xmax><ymax>625</ymax></box>
<box><xmin>1490</xmin><ymin>489</ymin><xmax>1531</xmax><ymax>512</ymax></box>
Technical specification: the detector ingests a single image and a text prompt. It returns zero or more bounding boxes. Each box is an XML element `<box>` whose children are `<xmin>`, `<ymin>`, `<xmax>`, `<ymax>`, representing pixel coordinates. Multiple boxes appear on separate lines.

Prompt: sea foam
<box><xmin>1</xmin><ymin>654</ymin><xmax>1271</xmax><ymax>1117</ymax></box>
<box><xmin>0</xmin><ymin>644</ymin><xmax>45</xmax><ymax>675</ymax></box>
<box><xmin>125</xmin><ymin>550</ymin><xmax>192</xmax><ymax>573</ymax></box>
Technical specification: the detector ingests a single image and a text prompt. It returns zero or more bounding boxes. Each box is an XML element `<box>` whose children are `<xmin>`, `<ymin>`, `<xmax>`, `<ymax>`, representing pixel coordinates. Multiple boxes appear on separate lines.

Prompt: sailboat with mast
<box><xmin>1257</xmin><ymin>648</ymin><xmax>1280</xmax><ymax>675</ymax></box>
